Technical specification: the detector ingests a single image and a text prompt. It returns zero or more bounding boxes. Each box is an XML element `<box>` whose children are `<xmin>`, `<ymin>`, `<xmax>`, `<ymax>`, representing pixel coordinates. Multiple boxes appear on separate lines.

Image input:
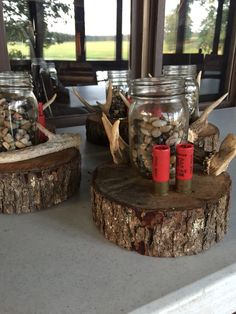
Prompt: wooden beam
<box><xmin>152</xmin><ymin>0</ymin><xmax>165</xmax><ymax>76</ymax></box>
<box><xmin>130</xmin><ymin>0</ymin><xmax>143</xmax><ymax>78</ymax></box>
<box><xmin>141</xmin><ymin>0</ymin><xmax>150</xmax><ymax>77</ymax></box>
<box><xmin>74</xmin><ymin>0</ymin><xmax>85</xmax><ymax>61</ymax></box>
<box><xmin>0</xmin><ymin>0</ymin><xmax>10</xmax><ymax>71</ymax></box>
<box><xmin>116</xmin><ymin>0</ymin><xmax>123</xmax><ymax>63</ymax></box>
<box><xmin>28</xmin><ymin>1</ymin><xmax>44</xmax><ymax>58</ymax></box>
<box><xmin>176</xmin><ymin>0</ymin><xmax>189</xmax><ymax>54</ymax></box>
<box><xmin>212</xmin><ymin>0</ymin><xmax>224</xmax><ymax>54</ymax></box>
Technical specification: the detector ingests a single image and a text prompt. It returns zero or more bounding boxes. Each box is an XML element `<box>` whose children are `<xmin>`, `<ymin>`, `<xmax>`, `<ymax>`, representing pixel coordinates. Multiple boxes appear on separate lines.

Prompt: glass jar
<box><xmin>162</xmin><ymin>65</ymin><xmax>199</xmax><ymax>122</ymax></box>
<box><xmin>0</xmin><ymin>71</ymin><xmax>38</xmax><ymax>151</ymax></box>
<box><xmin>47</xmin><ymin>62</ymin><xmax>58</xmax><ymax>88</ymax></box>
<box><xmin>106</xmin><ymin>70</ymin><xmax>129</xmax><ymax>119</ymax></box>
<box><xmin>129</xmin><ymin>77</ymin><xmax>189</xmax><ymax>178</ymax></box>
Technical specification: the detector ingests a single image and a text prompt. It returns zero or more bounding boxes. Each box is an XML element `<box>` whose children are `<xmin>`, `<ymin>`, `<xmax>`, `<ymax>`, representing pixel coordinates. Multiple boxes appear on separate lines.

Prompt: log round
<box><xmin>91</xmin><ymin>163</ymin><xmax>231</xmax><ymax>257</ymax></box>
<box><xmin>86</xmin><ymin>113</ymin><xmax>128</xmax><ymax>146</ymax></box>
<box><xmin>0</xmin><ymin>148</ymin><xmax>81</xmax><ymax>214</ymax></box>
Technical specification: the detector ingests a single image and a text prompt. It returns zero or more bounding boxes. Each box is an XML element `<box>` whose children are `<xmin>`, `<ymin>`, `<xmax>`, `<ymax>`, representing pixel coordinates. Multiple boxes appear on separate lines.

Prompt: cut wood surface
<box><xmin>86</xmin><ymin>113</ymin><xmax>128</xmax><ymax>145</ymax></box>
<box><xmin>91</xmin><ymin>163</ymin><xmax>231</xmax><ymax>257</ymax></box>
<box><xmin>0</xmin><ymin>148</ymin><xmax>81</xmax><ymax>214</ymax></box>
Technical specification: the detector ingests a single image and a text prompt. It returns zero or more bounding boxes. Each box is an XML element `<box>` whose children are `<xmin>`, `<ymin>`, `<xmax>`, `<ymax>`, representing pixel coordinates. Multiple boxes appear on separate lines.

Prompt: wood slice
<box><xmin>194</xmin><ymin>123</ymin><xmax>220</xmax><ymax>152</ymax></box>
<box><xmin>86</xmin><ymin>113</ymin><xmax>128</xmax><ymax>146</ymax></box>
<box><xmin>0</xmin><ymin>148</ymin><xmax>81</xmax><ymax>214</ymax></box>
<box><xmin>91</xmin><ymin>163</ymin><xmax>231</xmax><ymax>257</ymax></box>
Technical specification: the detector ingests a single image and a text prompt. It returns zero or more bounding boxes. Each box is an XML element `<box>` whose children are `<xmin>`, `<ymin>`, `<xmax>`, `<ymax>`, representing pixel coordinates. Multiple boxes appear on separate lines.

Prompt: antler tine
<box><xmin>198</xmin><ymin>93</ymin><xmax>228</xmax><ymax>124</ymax></box>
<box><xmin>188</xmin><ymin>93</ymin><xmax>228</xmax><ymax>143</ymax></box>
<box><xmin>43</xmin><ymin>94</ymin><xmax>57</xmax><ymax>111</ymax></box>
<box><xmin>101</xmin><ymin>113</ymin><xmax>129</xmax><ymax>164</ymax></box>
<box><xmin>207</xmin><ymin>133</ymin><xmax>236</xmax><ymax>176</ymax></box>
<box><xmin>119</xmin><ymin>92</ymin><xmax>130</xmax><ymax>109</ymax></box>
<box><xmin>196</xmin><ymin>71</ymin><xmax>202</xmax><ymax>88</ymax></box>
<box><xmin>73</xmin><ymin>87</ymin><xmax>99</xmax><ymax>113</ymax></box>
<box><xmin>36</xmin><ymin>122</ymin><xmax>56</xmax><ymax>140</ymax></box>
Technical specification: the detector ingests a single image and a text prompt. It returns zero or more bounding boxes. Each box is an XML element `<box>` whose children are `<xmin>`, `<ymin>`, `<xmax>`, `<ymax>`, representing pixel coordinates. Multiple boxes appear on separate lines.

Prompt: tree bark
<box><xmin>91</xmin><ymin>163</ymin><xmax>231</xmax><ymax>257</ymax></box>
<box><xmin>0</xmin><ymin>148</ymin><xmax>81</xmax><ymax>214</ymax></box>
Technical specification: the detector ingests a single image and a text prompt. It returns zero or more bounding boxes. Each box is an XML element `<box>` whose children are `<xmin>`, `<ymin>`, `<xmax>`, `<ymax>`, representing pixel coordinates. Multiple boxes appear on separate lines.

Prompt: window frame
<box><xmin>74</xmin><ymin>0</ymin><xmax>129</xmax><ymax>70</ymax></box>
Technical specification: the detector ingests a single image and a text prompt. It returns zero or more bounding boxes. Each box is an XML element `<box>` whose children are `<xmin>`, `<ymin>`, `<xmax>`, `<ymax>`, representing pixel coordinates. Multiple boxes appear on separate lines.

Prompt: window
<box><xmin>3</xmin><ymin>0</ymin><xmax>31</xmax><ymax>59</ymax></box>
<box><xmin>122</xmin><ymin>0</ymin><xmax>131</xmax><ymax>60</ymax></box>
<box><xmin>84</xmin><ymin>0</ymin><xmax>117</xmax><ymax>61</ymax></box>
<box><xmin>3</xmin><ymin>0</ymin><xmax>131</xmax><ymax>71</ymax></box>
<box><xmin>43</xmin><ymin>0</ymin><xmax>76</xmax><ymax>60</ymax></box>
<box><xmin>163</xmin><ymin>0</ymin><xmax>231</xmax><ymax>102</ymax></box>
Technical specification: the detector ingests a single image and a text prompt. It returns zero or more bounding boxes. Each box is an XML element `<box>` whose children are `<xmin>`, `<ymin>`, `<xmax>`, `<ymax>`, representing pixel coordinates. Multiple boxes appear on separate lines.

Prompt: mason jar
<box><xmin>106</xmin><ymin>70</ymin><xmax>129</xmax><ymax>118</ymax></box>
<box><xmin>162</xmin><ymin>65</ymin><xmax>199</xmax><ymax>122</ymax></box>
<box><xmin>0</xmin><ymin>71</ymin><xmax>38</xmax><ymax>151</ymax></box>
<box><xmin>129</xmin><ymin>77</ymin><xmax>189</xmax><ymax>178</ymax></box>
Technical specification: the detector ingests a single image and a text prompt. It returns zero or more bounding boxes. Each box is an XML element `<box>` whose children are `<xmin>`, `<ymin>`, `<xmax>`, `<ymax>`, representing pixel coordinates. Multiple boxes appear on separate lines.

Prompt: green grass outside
<box><xmin>8</xmin><ymin>38</ymin><xmax>205</xmax><ymax>60</ymax></box>
<box><xmin>8</xmin><ymin>40</ymin><xmax>129</xmax><ymax>60</ymax></box>
<box><xmin>163</xmin><ymin>36</ymin><xmax>201</xmax><ymax>53</ymax></box>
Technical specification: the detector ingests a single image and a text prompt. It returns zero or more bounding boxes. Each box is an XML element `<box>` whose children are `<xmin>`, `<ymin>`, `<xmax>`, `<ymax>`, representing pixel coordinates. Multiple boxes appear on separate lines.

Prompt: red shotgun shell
<box><xmin>176</xmin><ymin>143</ymin><xmax>194</xmax><ymax>193</ymax></box>
<box><xmin>152</xmin><ymin>145</ymin><xmax>170</xmax><ymax>195</ymax></box>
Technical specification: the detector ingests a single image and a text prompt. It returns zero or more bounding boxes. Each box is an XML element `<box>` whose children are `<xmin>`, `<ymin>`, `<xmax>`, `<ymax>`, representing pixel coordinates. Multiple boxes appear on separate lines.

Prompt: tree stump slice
<box><xmin>0</xmin><ymin>148</ymin><xmax>81</xmax><ymax>214</ymax></box>
<box><xmin>194</xmin><ymin>123</ymin><xmax>220</xmax><ymax>152</ymax></box>
<box><xmin>86</xmin><ymin>113</ymin><xmax>128</xmax><ymax>146</ymax></box>
<box><xmin>91</xmin><ymin>163</ymin><xmax>231</xmax><ymax>257</ymax></box>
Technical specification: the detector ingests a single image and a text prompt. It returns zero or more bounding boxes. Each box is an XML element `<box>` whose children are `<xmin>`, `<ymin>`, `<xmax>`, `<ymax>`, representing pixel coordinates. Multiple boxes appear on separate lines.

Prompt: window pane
<box><xmin>43</xmin><ymin>1</ymin><xmax>76</xmax><ymax>60</ymax></box>
<box><xmin>184</xmin><ymin>1</ymin><xmax>218</xmax><ymax>54</ymax></box>
<box><xmin>122</xmin><ymin>0</ymin><xmax>131</xmax><ymax>60</ymax></box>
<box><xmin>84</xmin><ymin>0</ymin><xmax>116</xmax><ymax>60</ymax></box>
<box><xmin>163</xmin><ymin>0</ymin><xmax>180</xmax><ymax>53</ymax></box>
<box><xmin>3</xmin><ymin>0</ymin><xmax>30</xmax><ymax>59</ymax></box>
<box><xmin>220</xmin><ymin>0</ymin><xmax>230</xmax><ymax>55</ymax></box>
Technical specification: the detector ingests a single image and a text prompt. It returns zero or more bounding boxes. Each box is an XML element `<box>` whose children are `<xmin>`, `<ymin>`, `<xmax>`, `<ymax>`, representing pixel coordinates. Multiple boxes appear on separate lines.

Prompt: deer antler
<box><xmin>96</xmin><ymin>80</ymin><xmax>113</xmax><ymax>116</ymax></box>
<box><xmin>206</xmin><ymin>133</ymin><xmax>236</xmax><ymax>176</ymax></box>
<box><xmin>196</xmin><ymin>71</ymin><xmax>202</xmax><ymax>88</ymax></box>
<box><xmin>0</xmin><ymin>123</ymin><xmax>81</xmax><ymax>164</ymax></box>
<box><xmin>73</xmin><ymin>88</ymin><xmax>100</xmax><ymax>113</ymax></box>
<box><xmin>101</xmin><ymin>113</ymin><xmax>129</xmax><ymax>164</ymax></box>
<box><xmin>188</xmin><ymin>93</ymin><xmax>228</xmax><ymax>143</ymax></box>
<box><xmin>119</xmin><ymin>92</ymin><xmax>130</xmax><ymax>110</ymax></box>
<box><xmin>43</xmin><ymin>94</ymin><xmax>57</xmax><ymax>111</ymax></box>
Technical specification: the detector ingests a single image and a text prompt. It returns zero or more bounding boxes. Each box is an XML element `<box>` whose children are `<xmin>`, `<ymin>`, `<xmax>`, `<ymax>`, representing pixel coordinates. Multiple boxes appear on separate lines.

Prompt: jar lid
<box><xmin>163</xmin><ymin>65</ymin><xmax>197</xmax><ymax>76</ymax></box>
<box><xmin>107</xmin><ymin>70</ymin><xmax>129</xmax><ymax>87</ymax></box>
<box><xmin>0</xmin><ymin>71</ymin><xmax>33</xmax><ymax>88</ymax></box>
<box><xmin>130</xmin><ymin>77</ymin><xmax>185</xmax><ymax>96</ymax></box>
<box><xmin>108</xmin><ymin>70</ymin><xmax>129</xmax><ymax>79</ymax></box>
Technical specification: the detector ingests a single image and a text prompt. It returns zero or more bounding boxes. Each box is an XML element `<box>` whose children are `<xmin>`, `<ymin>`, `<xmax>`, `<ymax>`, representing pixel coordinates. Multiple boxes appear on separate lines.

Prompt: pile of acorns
<box><xmin>0</xmin><ymin>95</ymin><xmax>36</xmax><ymax>151</ymax></box>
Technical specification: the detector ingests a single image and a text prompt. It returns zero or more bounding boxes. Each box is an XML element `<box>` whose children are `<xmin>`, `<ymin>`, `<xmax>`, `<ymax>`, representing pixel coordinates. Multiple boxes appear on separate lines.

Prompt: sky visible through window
<box><xmin>48</xmin><ymin>0</ymin><xmax>130</xmax><ymax>36</ymax></box>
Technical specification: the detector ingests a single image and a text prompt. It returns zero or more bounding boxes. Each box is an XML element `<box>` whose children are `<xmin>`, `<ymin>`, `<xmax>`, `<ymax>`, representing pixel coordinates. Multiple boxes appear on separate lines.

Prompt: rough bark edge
<box><xmin>0</xmin><ymin>150</ymin><xmax>81</xmax><ymax>214</ymax></box>
<box><xmin>91</xmin><ymin>179</ymin><xmax>231</xmax><ymax>257</ymax></box>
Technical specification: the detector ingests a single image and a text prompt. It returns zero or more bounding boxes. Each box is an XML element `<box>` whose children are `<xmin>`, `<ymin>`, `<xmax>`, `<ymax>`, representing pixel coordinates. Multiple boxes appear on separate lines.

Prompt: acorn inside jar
<box><xmin>106</xmin><ymin>70</ymin><xmax>129</xmax><ymax>119</ymax></box>
<box><xmin>129</xmin><ymin>77</ymin><xmax>189</xmax><ymax>178</ymax></box>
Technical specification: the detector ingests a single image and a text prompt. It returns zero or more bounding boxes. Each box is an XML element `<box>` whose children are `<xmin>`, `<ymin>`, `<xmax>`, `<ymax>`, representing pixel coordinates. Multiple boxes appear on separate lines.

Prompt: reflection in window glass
<box><xmin>163</xmin><ymin>0</ymin><xmax>179</xmax><ymax>53</ymax></box>
<box><xmin>219</xmin><ymin>0</ymin><xmax>230</xmax><ymax>55</ymax></box>
<box><xmin>184</xmin><ymin>1</ymin><xmax>218</xmax><ymax>54</ymax></box>
<box><xmin>84</xmin><ymin>0</ymin><xmax>116</xmax><ymax>60</ymax></box>
<box><xmin>164</xmin><ymin>0</ymin><xmax>230</xmax><ymax>56</ymax></box>
<box><xmin>43</xmin><ymin>1</ymin><xmax>76</xmax><ymax>60</ymax></box>
<box><xmin>3</xmin><ymin>0</ymin><xmax>30</xmax><ymax>59</ymax></box>
<box><xmin>122</xmin><ymin>0</ymin><xmax>131</xmax><ymax>60</ymax></box>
